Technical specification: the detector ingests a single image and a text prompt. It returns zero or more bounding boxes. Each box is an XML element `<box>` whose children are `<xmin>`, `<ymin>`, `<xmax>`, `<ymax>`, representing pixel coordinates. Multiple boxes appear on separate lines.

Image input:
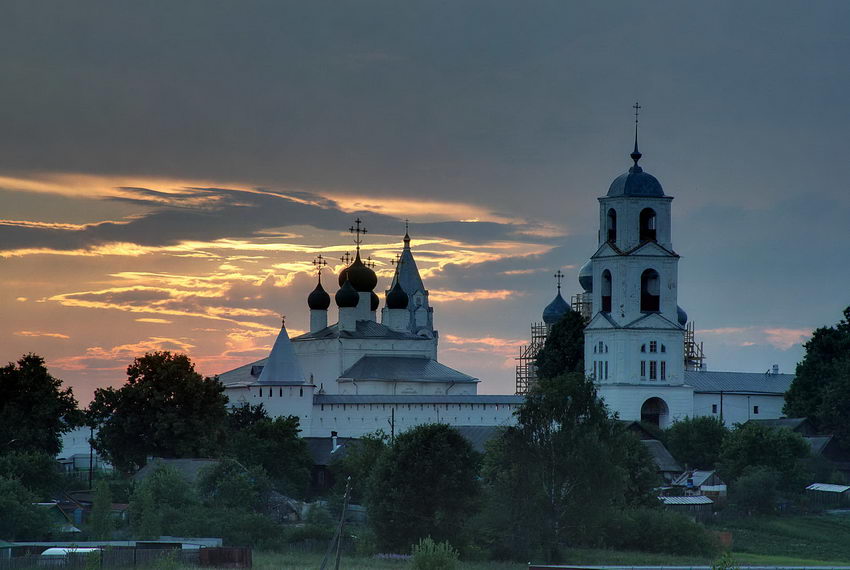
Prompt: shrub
<box><xmin>411</xmin><ymin>537</ymin><xmax>459</xmax><ymax>570</ymax></box>
<box><xmin>729</xmin><ymin>466</ymin><xmax>781</xmax><ymax>515</ymax></box>
<box><xmin>601</xmin><ymin>508</ymin><xmax>720</xmax><ymax>556</ymax></box>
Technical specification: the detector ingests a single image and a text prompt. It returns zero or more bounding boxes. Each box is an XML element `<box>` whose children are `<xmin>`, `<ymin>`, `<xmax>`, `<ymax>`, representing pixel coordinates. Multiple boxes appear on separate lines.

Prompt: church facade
<box><xmin>218</xmin><ymin>135</ymin><xmax>793</xmax><ymax>438</ymax></box>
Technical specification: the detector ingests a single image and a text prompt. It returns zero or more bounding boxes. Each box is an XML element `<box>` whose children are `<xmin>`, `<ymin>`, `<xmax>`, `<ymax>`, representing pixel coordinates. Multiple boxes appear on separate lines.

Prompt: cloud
<box><xmin>696</xmin><ymin>326</ymin><xmax>811</xmax><ymax>350</ymax></box>
<box><xmin>15</xmin><ymin>331</ymin><xmax>70</xmax><ymax>340</ymax></box>
<box><xmin>135</xmin><ymin>318</ymin><xmax>173</xmax><ymax>324</ymax></box>
<box><xmin>429</xmin><ymin>289</ymin><xmax>518</xmax><ymax>303</ymax></box>
<box><xmin>53</xmin><ymin>337</ymin><xmax>197</xmax><ymax>371</ymax></box>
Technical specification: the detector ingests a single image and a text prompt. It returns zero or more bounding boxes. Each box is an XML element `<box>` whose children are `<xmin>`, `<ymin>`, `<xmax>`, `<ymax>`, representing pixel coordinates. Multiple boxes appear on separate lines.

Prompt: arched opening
<box><xmin>641</xmin><ymin>397</ymin><xmax>669</xmax><ymax>427</ymax></box>
<box><xmin>601</xmin><ymin>270</ymin><xmax>612</xmax><ymax>312</ymax></box>
<box><xmin>607</xmin><ymin>209</ymin><xmax>617</xmax><ymax>243</ymax></box>
<box><xmin>640</xmin><ymin>268</ymin><xmax>660</xmax><ymax>312</ymax></box>
<box><xmin>639</xmin><ymin>208</ymin><xmax>657</xmax><ymax>241</ymax></box>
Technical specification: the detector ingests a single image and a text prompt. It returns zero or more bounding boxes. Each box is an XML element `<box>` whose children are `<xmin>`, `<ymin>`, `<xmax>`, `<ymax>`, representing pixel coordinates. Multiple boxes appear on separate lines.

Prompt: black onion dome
<box><xmin>677</xmin><ymin>305</ymin><xmax>688</xmax><ymax>326</ymax></box>
<box><xmin>338</xmin><ymin>266</ymin><xmax>350</xmax><ymax>287</ymax></box>
<box><xmin>307</xmin><ymin>280</ymin><xmax>331</xmax><ymax>310</ymax></box>
<box><xmin>335</xmin><ymin>279</ymin><xmax>359</xmax><ymax>308</ymax></box>
<box><xmin>578</xmin><ymin>260</ymin><xmax>593</xmax><ymax>292</ymax></box>
<box><xmin>542</xmin><ymin>292</ymin><xmax>570</xmax><ymax>325</ymax></box>
<box><xmin>347</xmin><ymin>253</ymin><xmax>378</xmax><ymax>292</ymax></box>
<box><xmin>370</xmin><ymin>291</ymin><xmax>380</xmax><ymax>311</ymax></box>
<box><xmin>386</xmin><ymin>281</ymin><xmax>409</xmax><ymax>309</ymax></box>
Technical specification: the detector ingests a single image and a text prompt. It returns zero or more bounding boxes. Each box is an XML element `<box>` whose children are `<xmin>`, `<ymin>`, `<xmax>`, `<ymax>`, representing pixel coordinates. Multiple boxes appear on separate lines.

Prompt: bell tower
<box><xmin>582</xmin><ymin>104</ymin><xmax>692</xmax><ymax>428</ymax></box>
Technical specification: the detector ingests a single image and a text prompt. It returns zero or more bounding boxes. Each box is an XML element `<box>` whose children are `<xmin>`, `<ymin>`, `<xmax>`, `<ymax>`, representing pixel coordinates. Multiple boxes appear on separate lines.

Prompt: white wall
<box><xmin>692</xmin><ymin>392</ymin><xmax>786</xmax><ymax>426</ymax></box>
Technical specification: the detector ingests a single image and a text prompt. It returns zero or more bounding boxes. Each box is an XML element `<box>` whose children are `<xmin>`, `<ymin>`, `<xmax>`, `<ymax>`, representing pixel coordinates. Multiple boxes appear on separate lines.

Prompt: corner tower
<box><xmin>583</xmin><ymin>106</ymin><xmax>692</xmax><ymax>427</ymax></box>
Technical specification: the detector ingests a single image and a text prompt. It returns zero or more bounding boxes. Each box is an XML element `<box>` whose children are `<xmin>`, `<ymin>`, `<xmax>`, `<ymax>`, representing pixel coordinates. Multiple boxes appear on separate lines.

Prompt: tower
<box><xmin>582</xmin><ymin>104</ymin><xmax>692</xmax><ymax>427</ymax></box>
<box><xmin>383</xmin><ymin>224</ymin><xmax>435</xmax><ymax>336</ymax></box>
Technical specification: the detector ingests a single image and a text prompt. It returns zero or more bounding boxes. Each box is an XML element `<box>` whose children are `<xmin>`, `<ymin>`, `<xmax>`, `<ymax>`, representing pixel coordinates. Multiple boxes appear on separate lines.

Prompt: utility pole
<box><xmin>320</xmin><ymin>476</ymin><xmax>352</xmax><ymax>570</ymax></box>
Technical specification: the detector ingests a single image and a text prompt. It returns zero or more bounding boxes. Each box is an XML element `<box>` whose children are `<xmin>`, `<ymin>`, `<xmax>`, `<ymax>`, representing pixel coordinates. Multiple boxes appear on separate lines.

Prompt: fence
<box><xmin>0</xmin><ymin>547</ymin><xmax>250</xmax><ymax>569</ymax></box>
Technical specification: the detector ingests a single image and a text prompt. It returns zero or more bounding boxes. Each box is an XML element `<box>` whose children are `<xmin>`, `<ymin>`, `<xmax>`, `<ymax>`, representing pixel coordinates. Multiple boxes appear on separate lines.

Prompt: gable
<box><xmin>622</xmin><ymin>312</ymin><xmax>681</xmax><ymax>330</ymax></box>
<box><xmin>591</xmin><ymin>242</ymin><xmax>622</xmax><ymax>259</ymax></box>
<box><xmin>585</xmin><ymin>312</ymin><xmax>619</xmax><ymax>330</ymax></box>
<box><xmin>624</xmin><ymin>240</ymin><xmax>679</xmax><ymax>258</ymax></box>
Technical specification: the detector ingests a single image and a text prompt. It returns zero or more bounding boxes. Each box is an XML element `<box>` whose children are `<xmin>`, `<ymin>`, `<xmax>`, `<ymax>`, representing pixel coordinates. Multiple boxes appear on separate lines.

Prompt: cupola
<box><xmin>335</xmin><ymin>279</ymin><xmax>359</xmax><ymax>308</ymax></box>
<box><xmin>307</xmin><ymin>281</ymin><xmax>331</xmax><ymax>310</ymax></box>
<box><xmin>386</xmin><ymin>281</ymin><xmax>409</xmax><ymax>309</ymax></box>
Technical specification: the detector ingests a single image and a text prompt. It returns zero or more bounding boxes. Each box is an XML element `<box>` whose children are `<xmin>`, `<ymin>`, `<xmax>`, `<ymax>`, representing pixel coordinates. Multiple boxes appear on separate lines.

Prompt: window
<box><xmin>661</xmin><ymin>361</ymin><xmax>666</xmax><ymax>380</ymax></box>
<box><xmin>640</xmin><ymin>344</ymin><xmax>646</xmax><ymax>353</ymax></box>
<box><xmin>598</xmin><ymin>341</ymin><xmax>604</xmax><ymax>352</ymax></box>
<box><xmin>299</xmin><ymin>387</ymin><xmax>303</xmax><ymax>397</ymax></box>
<box><xmin>640</xmin><ymin>361</ymin><xmax>646</xmax><ymax>378</ymax></box>
<box><xmin>639</xmin><ymin>208</ymin><xmax>657</xmax><ymax>241</ymax></box>
<box><xmin>649</xmin><ymin>361</ymin><xmax>657</xmax><ymax>380</ymax></box>
<box><xmin>593</xmin><ymin>361</ymin><xmax>598</xmax><ymax>378</ymax></box>
<box><xmin>753</xmin><ymin>405</ymin><xmax>759</xmax><ymax>415</ymax></box>
<box><xmin>604</xmin><ymin>361</ymin><xmax>609</xmax><ymax>380</ymax></box>
<box><xmin>279</xmin><ymin>388</ymin><xmax>282</xmax><ymax>397</ymax></box>
<box><xmin>712</xmin><ymin>404</ymin><xmax>718</xmax><ymax>414</ymax></box>
<box><xmin>640</xmin><ymin>268</ymin><xmax>661</xmax><ymax>312</ymax></box>
<box><xmin>593</xmin><ymin>345</ymin><xmax>597</xmax><ymax>353</ymax></box>
<box><xmin>601</xmin><ymin>270</ymin><xmax>612</xmax><ymax>312</ymax></box>
<box><xmin>649</xmin><ymin>341</ymin><xmax>657</xmax><ymax>353</ymax></box>
<box><xmin>661</xmin><ymin>344</ymin><xmax>666</xmax><ymax>353</ymax></box>
<box><xmin>607</xmin><ymin>208</ymin><xmax>617</xmax><ymax>242</ymax></box>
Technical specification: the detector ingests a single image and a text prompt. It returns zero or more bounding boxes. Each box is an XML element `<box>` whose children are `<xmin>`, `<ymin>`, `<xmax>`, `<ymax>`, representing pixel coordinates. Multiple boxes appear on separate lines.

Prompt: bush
<box><xmin>729</xmin><ymin>467</ymin><xmax>781</xmax><ymax>515</ymax></box>
<box><xmin>411</xmin><ymin>537</ymin><xmax>459</xmax><ymax>570</ymax></box>
<box><xmin>601</xmin><ymin>508</ymin><xmax>720</xmax><ymax>556</ymax></box>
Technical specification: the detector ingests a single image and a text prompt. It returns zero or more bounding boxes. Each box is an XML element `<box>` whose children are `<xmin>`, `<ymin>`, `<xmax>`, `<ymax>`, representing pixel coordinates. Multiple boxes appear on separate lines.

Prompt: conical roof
<box><xmin>391</xmin><ymin>233</ymin><xmax>425</xmax><ymax>295</ymax></box>
<box><xmin>258</xmin><ymin>321</ymin><xmax>306</xmax><ymax>384</ymax></box>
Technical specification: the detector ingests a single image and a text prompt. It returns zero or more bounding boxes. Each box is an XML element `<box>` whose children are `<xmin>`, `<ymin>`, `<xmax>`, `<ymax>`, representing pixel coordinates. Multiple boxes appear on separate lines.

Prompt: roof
<box><xmin>641</xmin><ymin>440</ymin><xmax>682</xmax><ymax>473</ymax></box>
<box><xmin>304</xmin><ymin>437</ymin><xmax>356</xmax><ymax>465</ymax></box>
<box><xmin>132</xmin><ymin>458</ymin><xmax>221</xmax><ymax>484</ymax></box>
<box><xmin>684</xmin><ymin>370</ymin><xmax>794</xmax><ymax>394</ymax></box>
<box><xmin>607</xmin><ymin>165</ymin><xmax>665</xmax><ymax>197</ymax></box>
<box><xmin>315</xmin><ymin>394</ymin><xmax>524</xmax><ymax>405</ymax></box>
<box><xmin>806</xmin><ymin>435</ymin><xmax>833</xmax><ymax>455</ymax></box>
<box><xmin>292</xmin><ymin>319</ymin><xmax>425</xmax><ymax>341</ymax></box>
<box><xmin>807</xmin><ymin>483</ymin><xmax>850</xmax><ymax>493</ymax></box>
<box><xmin>660</xmin><ymin>496</ymin><xmax>713</xmax><ymax>505</ymax></box>
<box><xmin>747</xmin><ymin>418</ymin><xmax>812</xmax><ymax>432</ymax></box>
<box><xmin>257</xmin><ymin>324</ymin><xmax>305</xmax><ymax>384</ymax></box>
<box><xmin>454</xmin><ymin>425</ymin><xmax>504</xmax><ymax>453</ymax></box>
<box><xmin>542</xmin><ymin>292</ymin><xmax>570</xmax><ymax>325</ymax></box>
<box><xmin>340</xmin><ymin>356</ymin><xmax>478</xmax><ymax>384</ymax></box>
<box><xmin>672</xmin><ymin>470</ymin><xmax>722</xmax><ymax>488</ymax></box>
<box><xmin>392</xmin><ymin>236</ymin><xmax>426</xmax><ymax>296</ymax></box>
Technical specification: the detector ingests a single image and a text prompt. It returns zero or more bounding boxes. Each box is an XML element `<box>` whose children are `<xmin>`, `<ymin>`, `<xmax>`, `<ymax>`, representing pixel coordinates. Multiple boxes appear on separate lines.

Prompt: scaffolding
<box><xmin>684</xmin><ymin>321</ymin><xmax>706</xmax><ymax>370</ymax></box>
<box><xmin>570</xmin><ymin>291</ymin><xmax>593</xmax><ymax>323</ymax></box>
<box><xmin>515</xmin><ymin>322</ymin><xmax>548</xmax><ymax>395</ymax></box>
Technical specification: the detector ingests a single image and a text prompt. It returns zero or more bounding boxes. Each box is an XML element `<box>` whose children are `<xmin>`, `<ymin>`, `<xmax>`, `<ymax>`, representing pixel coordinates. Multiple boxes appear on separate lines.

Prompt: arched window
<box><xmin>601</xmin><ymin>269</ymin><xmax>612</xmax><ymax>312</ymax></box>
<box><xmin>640</xmin><ymin>268</ymin><xmax>660</xmax><ymax>312</ymax></box>
<box><xmin>641</xmin><ymin>397</ymin><xmax>669</xmax><ymax>427</ymax></box>
<box><xmin>607</xmin><ymin>209</ymin><xmax>617</xmax><ymax>243</ymax></box>
<box><xmin>639</xmin><ymin>208</ymin><xmax>657</xmax><ymax>241</ymax></box>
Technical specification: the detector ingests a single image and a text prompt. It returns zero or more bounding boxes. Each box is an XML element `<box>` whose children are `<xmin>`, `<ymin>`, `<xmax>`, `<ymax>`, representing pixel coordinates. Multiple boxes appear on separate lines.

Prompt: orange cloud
<box><xmin>15</xmin><ymin>331</ymin><xmax>70</xmax><ymax>340</ymax></box>
<box><xmin>763</xmin><ymin>328</ymin><xmax>811</xmax><ymax>350</ymax></box>
<box><xmin>135</xmin><ymin>318</ymin><xmax>173</xmax><ymax>324</ymax></box>
<box><xmin>429</xmin><ymin>289</ymin><xmax>519</xmax><ymax>303</ymax></box>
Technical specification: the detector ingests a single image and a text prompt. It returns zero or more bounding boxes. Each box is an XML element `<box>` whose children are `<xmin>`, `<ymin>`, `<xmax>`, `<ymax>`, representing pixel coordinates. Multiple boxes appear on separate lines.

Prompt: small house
<box><xmin>671</xmin><ymin>470</ymin><xmax>727</xmax><ymax>499</ymax></box>
<box><xmin>659</xmin><ymin>495</ymin><xmax>713</xmax><ymax>522</ymax></box>
<box><xmin>805</xmin><ymin>483</ymin><xmax>850</xmax><ymax>508</ymax></box>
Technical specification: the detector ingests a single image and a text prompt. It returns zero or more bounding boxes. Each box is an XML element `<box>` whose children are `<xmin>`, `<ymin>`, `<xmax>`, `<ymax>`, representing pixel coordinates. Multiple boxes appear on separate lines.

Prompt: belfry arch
<box><xmin>640</xmin><ymin>268</ymin><xmax>660</xmax><ymax>312</ymax></box>
<box><xmin>639</xmin><ymin>208</ymin><xmax>657</xmax><ymax>241</ymax></box>
<box><xmin>640</xmin><ymin>397</ymin><xmax>669</xmax><ymax>428</ymax></box>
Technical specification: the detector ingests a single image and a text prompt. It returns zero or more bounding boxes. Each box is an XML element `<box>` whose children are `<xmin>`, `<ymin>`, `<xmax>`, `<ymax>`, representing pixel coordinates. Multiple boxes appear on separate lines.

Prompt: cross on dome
<box><xmin>631</xmin><ymin>101</ymin><xmax>642</xmax><ymax>167</ymax></box>
<box><xmin>349</xmin><ymin>217</ymin><xmax>368</xmax><ymax>251</ymax></box>
<box><xmin>312</xmin><ymin>255</ymin><xmax>328</xmax><ymax>281</ymax></box>
<box><xmin>340</xmin><ymin>251</ymin><xmax>352</xmax><ymax>265</ymax></box>
<box><xmin>554</xmin><ymin>270</ymin><xmax>564</xmax><ymax>292</ymax></box>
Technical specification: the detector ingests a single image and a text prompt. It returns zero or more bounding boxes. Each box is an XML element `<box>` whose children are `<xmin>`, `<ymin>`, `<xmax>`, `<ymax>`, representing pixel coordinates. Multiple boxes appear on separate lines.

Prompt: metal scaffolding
<box><xmin>684</xmin><ymin>321</ymin><xmax>706</xmax><ymax>370</ymax></box>
<box><xmin>570</xmin><ymin>291</ymin><xmax>593</xmax><ymax>322</ymax></box>
<box><xmin>515</xmin><ymin>322</ymin><xmax>548</xmax><ymax>395</ymax></box>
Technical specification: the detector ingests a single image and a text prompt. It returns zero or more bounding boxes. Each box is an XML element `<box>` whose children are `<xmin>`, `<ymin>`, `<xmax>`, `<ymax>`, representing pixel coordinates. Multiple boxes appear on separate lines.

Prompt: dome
<box><xmin>335</xmin><ymin>279</ymin><xmax>359</xmax><ymax>308</ymax></box>
<box><xmin>677</xmin><ymin>305</ymin><xmax>688</xmax><ymax>326</ymax></box>
<box><xmin>542</xmin><ymin>292</ymin><xmax>570</xmax><ymax>325</ymax></box>
<box><xmin>338</xmin><ymin>266</ymin><xmax>350</xmax><ymax>287</ymax></box>
<box><xmin>370</xmin><ymin>291</ymin><xmax>380</xmax><ymax>311</ymax></box>
<box><xmin>307</xmin><ymin>280</ymin><xmax>331</xmax><ymax>310</ymax></box>
<box><xmin>346</xmin><ymin>253</ymin><xmax>378</xmax><ymax>292</ymax></box>
<box><xmin>386</xmin><ymin>281</ymin><xmax>409</xmax><ymax>309</ymax></box>
<box><xmin>607</xmin><ymin>165</ymin><xmax>665</xmax><ymax>197</ymax></box>
<box><xmin>578</xmin><ymin>260</ymin><xmax>593</xmax><ymax>292</ymax></box>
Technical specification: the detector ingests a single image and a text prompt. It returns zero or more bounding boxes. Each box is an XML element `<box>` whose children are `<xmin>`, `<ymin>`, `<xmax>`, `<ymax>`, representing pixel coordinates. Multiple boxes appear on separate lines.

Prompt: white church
<box><xmin>218</xmin><ymin>133</ymin><xmax>794</xmax><ymax>436</ymax></box>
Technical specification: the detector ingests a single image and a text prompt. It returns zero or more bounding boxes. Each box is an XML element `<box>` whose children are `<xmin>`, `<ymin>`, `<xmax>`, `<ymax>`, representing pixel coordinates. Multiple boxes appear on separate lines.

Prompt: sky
<box><xmin>1</xmin><ymin>1</ymin><xmax>849</xmax><ymax>403</ymax></box>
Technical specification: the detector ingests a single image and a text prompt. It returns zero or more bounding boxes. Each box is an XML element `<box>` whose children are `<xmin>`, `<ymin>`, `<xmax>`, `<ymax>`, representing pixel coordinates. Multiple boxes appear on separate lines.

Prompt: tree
<box><xmin>329</xmin><ymin>430</ymin><xmax>388</xmax><ymax>502</ymax></box>
<box><xmin>664</xmin><ymin>416</ymin><xmax>729</xmax><ymax>470</ymax></box>
<box><xmin>719</xmin><ymin>422</ymin><xmax>810</xmax><ymax>489</ymax></box>
<box><xmin>0</xmin><ymin>451</ymin><xmax>64</xmax><ymax>500</ymax></box>
<box><xmin>0</xmin><ymin>354</ymin><xmax>81</xmax><ymax>455</ymax></box>
<box><xmin>367</xmin><ymin>424</ymin><xmax>479</xmax><ymax>552</ymax></box>
<box><xmin>535</xmin><ymin>310</ymin><xmax>585</xmax><ymax>380</ymax></box>
<box><xmin>785</xmin><ymin>307</ymin><xmax>850</xmax><ymax>443</ymax></box>
<box><xmin>129</xmin><ymin>465</ymin><xmax>197</xmax><ymax>539</ymax></box>
<box><xmin>480</xmin><ymin>373</ymin><xmax>656</xmax><ymax>561</ymax></box>
<box><xmin>88</xmin><ymin>479</ymin><xmax>113</xmax><ymax>540</ymax></box>
<box><xmin>197</xmin><ymin>459</ymin><xmax>271</xmax><ymax>511</ymax></box>
<box><xmin>88</xmin><ymin>352</ymin><xmax>228</xmax><ymax>472</ymax></box>
<box><xmin>729</xmin><ymin>467</ymin><xmax>782</xmax><ymax>515</ymax></box>
<box><xmin>0</xmin><ymin>477</ymin><xmax>55</xmax><ymax>540</ymax></box>
<box><xmin>226</xmin><ymin>411</ymin><xmax>313</xmax><ymax>497</ymax></box>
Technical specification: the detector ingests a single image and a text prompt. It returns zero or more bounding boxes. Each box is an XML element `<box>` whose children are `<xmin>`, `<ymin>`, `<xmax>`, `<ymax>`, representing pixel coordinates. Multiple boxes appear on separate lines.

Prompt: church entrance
<box><xmin>640</xmin><ymin>397</ymin><xmax>669</xmax><ymax>428</ymax></box>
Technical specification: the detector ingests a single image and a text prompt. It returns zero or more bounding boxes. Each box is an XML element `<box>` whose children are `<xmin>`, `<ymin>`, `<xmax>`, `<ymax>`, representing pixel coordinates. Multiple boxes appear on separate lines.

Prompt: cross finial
<box><xmin>631</xmin><ymin>101</ymin><xmax>642</xmax><ymax>167</ymax></box>
<box><xmin>312</xmin><ymin>255</ymin><xmax>328</xmax><ymax>281</ymax></box>
<box><xmin>365</xmin><ymin>255</ymin><xmax>377</xmax><ymax>269</ymax></box>
<box><xmin>281</xmin><ymin>315</ymin><xmax>286</xmax><ymax>327</ymax></box>
<box><xmin>340</xmin><ymin>251</ymin><xmax>352</xmax><ymax>265</ymax></box>
<box><xmin>391</xmin><ymin>253</ymin><xmax>403</xmax><ymax>266</ymax></box>
<box><xmin>554</xmin><ymin>270</ymin><xmax>564</xmax><ymax>292</ymax></box>
<box><xmin>349</xmin><ymin>217</ymin><xmax>368</xmax><ymax>251</ymax></box>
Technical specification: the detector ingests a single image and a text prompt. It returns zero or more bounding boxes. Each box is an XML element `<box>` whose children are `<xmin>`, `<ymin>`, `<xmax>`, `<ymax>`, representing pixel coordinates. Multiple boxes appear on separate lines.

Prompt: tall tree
<box><xmin>88</xmin><ymin>352</ymin><xmax>228</xmax><ymax>472</ymax></box>
<box><xmin>367</xmin><ymin>424</ymin><xmax>479</xmax><ymax>552</ymax></box>
<box><xmin>719</xmin><ymin>422</ymin><xmax>810</xmax><ymax>489</ymax></box>
<box><xmin>664</xmin><ymin>416</ymin><xmax>729</xmax><ymax>470</ymax></box>
<box><xmin>330</xmin><ymin>430</ymin><xmax>388</xmax><ymax>503</ymax></box>
<box><xmin>785</xmin><ymin>306</ymin><xmax>850</xmax><ymax>440</ymax></box>
<box><xmin>480</xmin><ymin>372</ymin><xmax>655</xmax><ymax>561</ymax></box>
<box><xmin>88</xmin><ymin>479</ymin><xmax>113</xmax><ymax>540</ymax></box>
<box><xmin>0</xmin><ymin>354</ymin><xmax>81</xmax><ymax>455</ymax></box>
<box><xmin>226</xmin><ymin>406</ymin><xmax>313</xmax><ymax>498</ymax></box>
<box><xmin>535</xmin><ymin>310</ymin><xmax>586</xmax><ymax>380</ymax></box>
<box><xmin>0</xmin><ymin>477</ymin><xmax>55</xmax><ymax>540</ymax></box>
<box><xmin>0</xmin><ymin>451</ymin><xmax>63</xmax><ymax>500</ymax></box>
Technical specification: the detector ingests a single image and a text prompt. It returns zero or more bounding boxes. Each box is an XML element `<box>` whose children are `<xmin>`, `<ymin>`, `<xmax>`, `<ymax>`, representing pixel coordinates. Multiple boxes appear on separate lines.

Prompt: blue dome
<box><xmin>607</xmin><ymin>165</ymin><xmax>664</xmax><ymax>197</ymax></box>
<box><xmin>578</xmin><ymin>260</ymin><xmax>593</xmax><ymax>292</ymax></box>
<box><xmin>677</xmin><ymin>305</ymin><xmax>688</xmax><ymax>326</ymax></box>
<box><xmin>543</xmin><ymin>292</ymin><xmax>570</xmax><ymax>325</ymax></box>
